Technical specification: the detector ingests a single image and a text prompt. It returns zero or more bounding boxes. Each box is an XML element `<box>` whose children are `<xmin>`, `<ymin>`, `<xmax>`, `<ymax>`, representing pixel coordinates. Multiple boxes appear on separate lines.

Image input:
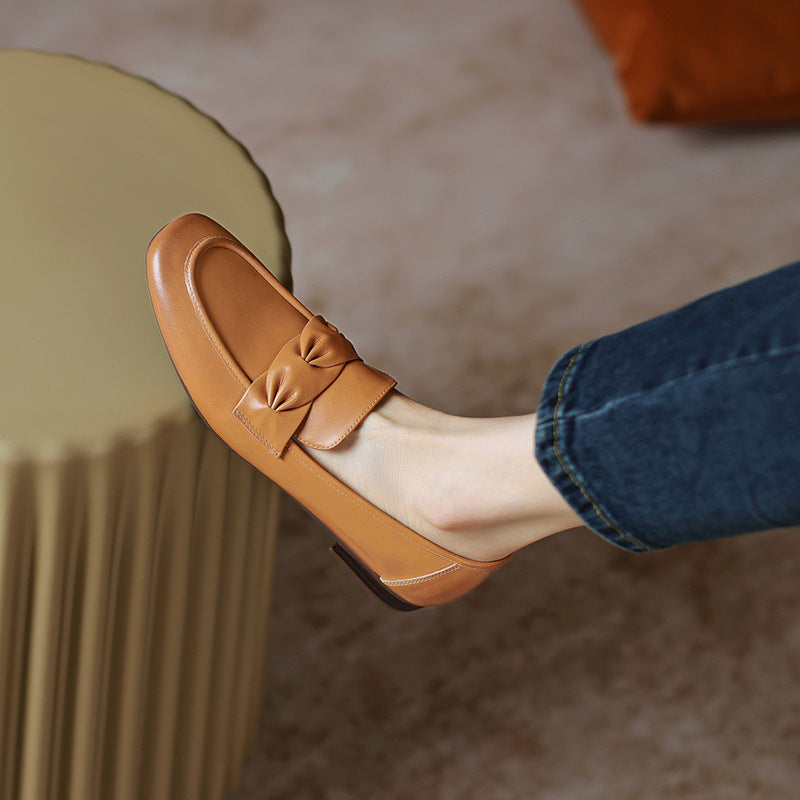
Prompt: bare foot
<box><xmin>301</xmin><ymin>390</ymin><xmax>583</xmax><ymax>562</ymax></box>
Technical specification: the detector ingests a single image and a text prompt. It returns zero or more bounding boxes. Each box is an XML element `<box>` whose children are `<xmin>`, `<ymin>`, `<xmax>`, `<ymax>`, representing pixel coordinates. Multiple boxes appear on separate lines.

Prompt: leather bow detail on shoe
<box><xmin>264</xmin><ymin>315</ymin><xmax>359</xmax><ymax>412</ymax></box>
<box><xmin>234</xmin><ymin>315</ymin><xmax>363</xmax><ymax>455</ymax></box>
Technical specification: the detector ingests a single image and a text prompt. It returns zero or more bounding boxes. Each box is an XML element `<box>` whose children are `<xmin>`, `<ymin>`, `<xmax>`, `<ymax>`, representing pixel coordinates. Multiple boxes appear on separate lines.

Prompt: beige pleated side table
<box><xmin>0</xmin><ymin>49</ymin><xmax>290</xmax><ymax>800</ymax></box>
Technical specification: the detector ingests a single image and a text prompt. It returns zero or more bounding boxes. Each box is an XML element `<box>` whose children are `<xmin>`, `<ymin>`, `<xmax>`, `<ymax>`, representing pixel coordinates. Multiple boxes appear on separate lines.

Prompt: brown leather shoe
<box><xmin>146</xmin><ymin>214</ymin><xmax>507</xmax><ymax>609</ymax></box>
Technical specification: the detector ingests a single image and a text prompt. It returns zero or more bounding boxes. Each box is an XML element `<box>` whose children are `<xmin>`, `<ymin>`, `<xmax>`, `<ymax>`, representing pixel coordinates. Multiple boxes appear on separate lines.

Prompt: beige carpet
<box><xmin>7</xmin><ymin>2</ymin><xmax>800</xmax><ymax>798</ymax></box>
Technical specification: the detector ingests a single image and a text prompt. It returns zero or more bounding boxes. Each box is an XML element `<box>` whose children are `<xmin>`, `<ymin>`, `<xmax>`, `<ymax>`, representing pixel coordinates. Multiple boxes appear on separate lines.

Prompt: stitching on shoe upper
<box><xmin>233</xmin><ymin>407</ymin><xmax>282</xmax><ymax>458</ymax></box>
<box><xmin>294</xmin><ymin>375</ymin><xmax>394</xmax><ymax>450</ymax></box>
<box><xmin>381</xmin><ymin>564</ymin><xmax>461</xmax><ymax>586</ymax></box>
<box><xmin>184</xmin><ymin>235</ymin><xmax>250</xmax><ymax>389</ymax></box>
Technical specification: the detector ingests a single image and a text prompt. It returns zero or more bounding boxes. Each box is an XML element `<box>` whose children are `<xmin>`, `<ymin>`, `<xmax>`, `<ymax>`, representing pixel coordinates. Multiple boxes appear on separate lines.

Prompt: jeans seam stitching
<box><xmin>551</xmin><ymin>343</ymin><xmax>652</xmax><ymax>553</ymax></box>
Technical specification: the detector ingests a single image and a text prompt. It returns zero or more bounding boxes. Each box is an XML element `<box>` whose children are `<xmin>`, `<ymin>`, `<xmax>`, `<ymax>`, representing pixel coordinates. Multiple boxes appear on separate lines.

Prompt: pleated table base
<box><xmin>0</xmin><ymin>49</ymin><xmax>292</xmax><ymax>800</ymax></box>
<box><xmin>0</xmin><ymin>411</ymin><xmax>280</xmax><ymax>800</ymax></box>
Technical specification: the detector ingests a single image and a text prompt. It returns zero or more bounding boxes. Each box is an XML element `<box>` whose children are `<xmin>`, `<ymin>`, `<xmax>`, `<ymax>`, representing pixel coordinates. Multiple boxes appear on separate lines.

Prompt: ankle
<box><xmin>405</xmin><ymin>412</ymin><xmax>584</xmax><ymax>557</ymax></box>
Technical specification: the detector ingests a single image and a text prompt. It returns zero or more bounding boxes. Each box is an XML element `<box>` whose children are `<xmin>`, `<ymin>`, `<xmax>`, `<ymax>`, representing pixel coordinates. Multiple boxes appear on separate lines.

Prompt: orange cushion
<box><xmin>575</xmin><ymin>0</ymin><xmax>800</xmax><ymax>123</ymax></box>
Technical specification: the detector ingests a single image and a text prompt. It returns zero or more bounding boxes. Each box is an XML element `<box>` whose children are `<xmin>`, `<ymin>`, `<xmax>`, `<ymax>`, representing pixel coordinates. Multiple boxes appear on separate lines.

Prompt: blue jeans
<box><xmin>535</xmin><ymin>259</ymin><xmax>800</xmax><ymax>553</ymax></box>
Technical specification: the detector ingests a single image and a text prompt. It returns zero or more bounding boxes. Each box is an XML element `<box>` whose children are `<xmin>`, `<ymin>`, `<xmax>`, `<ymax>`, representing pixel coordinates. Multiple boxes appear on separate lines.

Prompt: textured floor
<box><xmin>6</xmin><ymin>2</ymin><xmax>800</xmax><ymax>798</ymax></box>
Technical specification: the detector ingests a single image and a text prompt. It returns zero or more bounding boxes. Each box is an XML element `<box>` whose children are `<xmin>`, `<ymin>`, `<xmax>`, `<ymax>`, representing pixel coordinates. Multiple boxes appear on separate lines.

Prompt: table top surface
<box><xmin>0</xmin><ymin>49</ymin><xmax>290</xmax><ymax>455</ymax></box>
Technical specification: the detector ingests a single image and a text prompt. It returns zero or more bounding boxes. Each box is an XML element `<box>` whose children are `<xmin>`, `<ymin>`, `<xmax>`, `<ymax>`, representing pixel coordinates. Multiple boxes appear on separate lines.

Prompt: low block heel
<box><xmin>329</xmin><ymin>543</ymin><xmax>422</xmax><ymax>612</ymax></box>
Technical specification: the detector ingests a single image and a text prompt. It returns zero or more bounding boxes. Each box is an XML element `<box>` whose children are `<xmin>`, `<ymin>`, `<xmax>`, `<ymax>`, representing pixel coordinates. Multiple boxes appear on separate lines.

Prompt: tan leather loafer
<box><xmin>146</xmin><ymin>214</ymin><xmax>507</xmax><ymax>609</ymax></box>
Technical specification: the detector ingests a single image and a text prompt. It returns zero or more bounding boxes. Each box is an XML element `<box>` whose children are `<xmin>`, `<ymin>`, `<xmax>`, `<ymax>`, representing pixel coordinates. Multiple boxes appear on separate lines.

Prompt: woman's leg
<box><xmin>308</xmin><ymin>259</ymin><xmax>800</xmax><ymax>560</ymax></box>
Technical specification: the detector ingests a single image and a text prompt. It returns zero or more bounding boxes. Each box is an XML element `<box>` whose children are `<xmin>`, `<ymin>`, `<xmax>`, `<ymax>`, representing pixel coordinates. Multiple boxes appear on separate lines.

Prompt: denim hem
<box><xmin>534</xmin><ymin>342</ymin><xmax>658</xmax><ymax>554</ymax></box>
